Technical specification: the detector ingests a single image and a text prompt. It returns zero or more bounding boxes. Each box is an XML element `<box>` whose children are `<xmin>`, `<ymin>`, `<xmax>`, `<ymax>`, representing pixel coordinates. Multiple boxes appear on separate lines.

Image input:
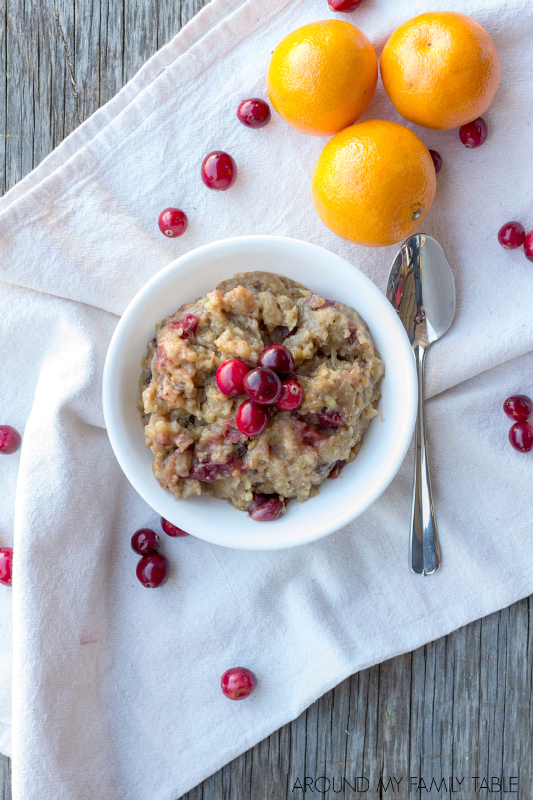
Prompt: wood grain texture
<box><xmin>0</xmin><ymin>1</ymin><xmax>532</xmax><ymax>798</ymax></box>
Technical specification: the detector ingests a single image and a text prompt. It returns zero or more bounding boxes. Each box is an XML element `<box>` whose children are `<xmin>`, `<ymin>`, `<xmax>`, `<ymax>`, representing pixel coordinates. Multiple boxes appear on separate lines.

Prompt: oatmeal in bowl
<box><xmin>139</xmin><ymin>271</ymin><xmax>384</xmax><ymax>521</ymax></box>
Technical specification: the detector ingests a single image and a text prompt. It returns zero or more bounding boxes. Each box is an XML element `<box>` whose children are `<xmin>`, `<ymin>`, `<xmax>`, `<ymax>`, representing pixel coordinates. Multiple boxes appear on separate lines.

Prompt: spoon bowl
<box><xmin>388</xmin><ymin>234</ymin><xmax>456</xmax><ymax>347</ymax></box>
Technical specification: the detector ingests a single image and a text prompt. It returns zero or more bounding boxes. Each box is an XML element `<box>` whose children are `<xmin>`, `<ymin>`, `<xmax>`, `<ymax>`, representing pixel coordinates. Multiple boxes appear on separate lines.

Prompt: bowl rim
<box><xmin>102</xmin><ymin>235</ymin><xmax>417</xmax><ymax>550</ymax></box>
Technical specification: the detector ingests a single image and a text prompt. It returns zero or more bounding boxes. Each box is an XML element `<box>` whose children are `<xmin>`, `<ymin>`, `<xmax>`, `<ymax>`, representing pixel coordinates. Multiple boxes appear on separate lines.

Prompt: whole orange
<box><xmin>380</xmin><ymin>12</ymin><xmax>500</xmax><ymax>130</ymax></box>
<box><xmin>312</xmin><ymin>120</ymin><xmax>436</xmax><ymax>248</ymax></box>
<box><xmin>266</xmin><ymin>20</ymin><xmax>378</xmax><ymax>137</ymax></box>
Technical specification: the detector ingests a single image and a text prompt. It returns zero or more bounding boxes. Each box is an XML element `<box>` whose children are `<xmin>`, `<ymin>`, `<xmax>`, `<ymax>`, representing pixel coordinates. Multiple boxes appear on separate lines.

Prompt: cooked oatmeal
<box><xmin>139</xmin><ymin>272</ymin><xmax>384</xmax><ymax>519</ymax></box>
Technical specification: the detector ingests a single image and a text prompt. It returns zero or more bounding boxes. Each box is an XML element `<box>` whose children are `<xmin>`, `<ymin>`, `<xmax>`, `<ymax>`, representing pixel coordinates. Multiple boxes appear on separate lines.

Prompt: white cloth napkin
<box><xmin>1</xmin><ymin>0</ymin><xmax>533</xmax><ymax>796</ymax></box>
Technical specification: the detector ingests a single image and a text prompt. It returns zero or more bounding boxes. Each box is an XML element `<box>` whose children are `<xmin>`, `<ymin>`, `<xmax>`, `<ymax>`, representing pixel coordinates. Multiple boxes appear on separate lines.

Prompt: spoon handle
<box><xmin>411</xmin><ymin>345</ymin><xmax>440</xmax><ymax>575</ymax></box>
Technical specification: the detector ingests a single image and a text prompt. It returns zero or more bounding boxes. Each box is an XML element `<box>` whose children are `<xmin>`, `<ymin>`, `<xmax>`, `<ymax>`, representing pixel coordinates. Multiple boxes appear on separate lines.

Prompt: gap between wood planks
<box><xmin>53</xmin><ymin>6</ymin><xmax>81</xmax><ymax>124</ymax></box>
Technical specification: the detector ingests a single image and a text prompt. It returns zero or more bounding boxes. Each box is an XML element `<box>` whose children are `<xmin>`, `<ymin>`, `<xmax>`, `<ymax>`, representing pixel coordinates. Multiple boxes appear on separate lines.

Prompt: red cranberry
<box><xmin>243</xmin><ymin>368</ymin><xmax>282</xmax><ymax>405</ymax></box>
<box><xmin>0</xmin><ymin>547</ymin><xmax>13</xmax><ymax>587</ymax></box>
<box><xmin>158</xmin><ymin>208</ymin><xmax>188</xmax><ymax>238</ymax></box>
<box><xmin>498</xmin><ymin>222</ymin><xmax>525</xmax><ymax>250</ymax></box>
<box><xmin>302</xmin><ymin>425</ymin><xmax>325</xmax><ymax>447</ymax></box>
<box><xmin>237</xmin><ymin>98</ymin><xmax>271</xmax><ymax>128</ymax></box>
<box><xmin>247</xmin><ymin>494</ymin><xmax>269</xmax><ymax>515</ymax></box>
<box><xmin>328</xmin><ymin>459</ymin><xmax>347</xmax><ymax>479</ymax></box>
<box><xmin>248</xmin><ymin>494</ymin><xmax>286</xmax><ymax>521</ymax></box>
<box><xmin>189</xmin><ymin>455</ymin><xmax>244</xmax><ymax>482</ymax></box>
<box><xmin>328</xmin><ymin>0</ymin><xmax>365</xmax><ymax>10</ymax></box>
<box><xmin>223</xmin><ymin>418</ymin><xmax>247</xmax><ymax>443</ymax></box>
<box><xmin>317</xmin><ymin>409</ymin><xmax>345</xmax><ymax>428</ymax></box>
<box><xmin>503</xmin><ymin>395</ymin><xmax>533</xmax><ymax>422</ymax></box>
<box><xmin>509</xmin><ymin>422</ymin><xmax>533</xmax><ymax>452</ymax></box>
<box><xmin>306</xmin><ymin>294</ymin><xmax>335</xmax><ymax>309</ymax></box>
<box><xmin>459</xmin><ymin>117</ymin><xmax>488</xmax><ymax>148</ymax></box>
<box><xmin>258</xmin><ymin>344</ymin><xmax>294</xmax><ymax>376</ymax></box>
<box><xmin>189</xmin><ymin>462</ymin><xmax>224</xmax><ymax>482</ymax></box>
<box><xmin>347</xmin><ymin>323</ymin><xmax>359</xmax><ymax>348</ymax></box>
<box><xmin>293</xmin><ymin>419</ymin><xmax>325</xmax><ymax>447</ymax></box>
<box><xmin>0</xmin><ymin>425</ymin><xmax>21</xmax><ymax>454</ymax></box>
<box><xmin>161</xmin><ymin>517</ymin><xmax>189</xmax><ymax>537</ymax></box>
<box><xmin>276</xmin><ymin>380</ymin><xmax>303</xmax><ymax>411</ymax></box>
<box><xmin>155</xmin><ymin>342</ymin><xmax>168</xmax><ymax>372</ymax></box>
<box><xmin>251</xmin><ymin>499</ymin><xmax>285</xmax><ymax>521</ymax></box>
<box><xmin>216</xmin><ymin>359</ymin><xmax>249</xmax><ymax>397</ymax></box>
<box><xmin>131</xmin><ymin>528</ymin><xmax>159</xmax><ymax>555</ymax></box>
<box><xmin>236</xmin><ymin>400</ymin><xmax>268</xmax><ymax>437</ymax></box>
<box><xmin>201</xmin><ymin>151</ymin><xmax>236</xmax><ymax>191</ymax></box>
<box><xmin>428</xmin><ymin>149</ymin><xmax>442</xmax><ymax>174</ymax></box>
<box><xmin>221</xmin><ymin>667</ymin><xmax>257</xmax><ymax>700</ymax></box>
<box><xmin>524</xmin><ymin>231</ymin><xmax>533</xmax><ymax>262</ymax></box>
<box><xmin>168</xmin><ymin>314</ymin><xmax>199</xmax><ymax>339</ymax></box>
<box><xmin>136</xmin><ymin>553</ymin><xmax>169</xmax><ymax>587</ymax></box>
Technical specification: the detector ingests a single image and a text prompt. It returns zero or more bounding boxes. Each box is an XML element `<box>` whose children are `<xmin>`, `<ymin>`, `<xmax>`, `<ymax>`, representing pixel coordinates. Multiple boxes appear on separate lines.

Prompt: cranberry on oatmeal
<box><xmin>139</xmin><ymin>272</ymin><xmax>384</xmax><ymax>521</ymax></box>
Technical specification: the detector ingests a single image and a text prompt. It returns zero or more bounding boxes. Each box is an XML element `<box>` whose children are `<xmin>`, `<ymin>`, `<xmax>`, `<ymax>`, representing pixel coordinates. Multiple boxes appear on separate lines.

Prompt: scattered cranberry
<box><xmin>158</xmin><ymin>208</ymin><xmax>188</xmax><ymax>238</ymax></box>
<box><xmin>221</xmin><ymin>667</ymin><xmax>257</xmax><ymax>700</ymax></box>
<box><xmin>258</xmin><ymin>344</ymin><xmax>294</xmax><ymax>376</ymax></box>
<box><xmin>248</xmin><ymin>494</ymin><xmax>286</xmax><ymax>521</ymax></box>
<box><xmin>236</xmin><ymin>400</ymin><xmax>268</xmax><ymax>437</ymax></box>
<box><xmin>524</xmin><ymin>231</ymin><xmax>533</xmax><ymax>262</ymax></box>
<box><xmin>498</xmin><ymin>222</ymin><xmax>525</xmax><ymax>250</ymax></box>
<box><xmin>276</xmin><ymin>380</ymin><xmax>303</xmax><ymax>411</ymax></box>
<box><xmin>0</xmin><ymin>548</ymin><xmax>13</xmax><ymax>587</ymax></box>
<box><xmin>243</xmin><ymin>368</ymin><xmax>282</xmax><ymax>405</ymax></box>
<box><xmin>201</xmin><ymin>151</ymin><xmax>237</xmax><ymax>191</ymax></box>
<box><xmin>136</xmin><ymin>553</ymin><xmax>169</xmax><ymax>587</ymax></box>
<box><xmin>328</xmin><ymin>0</ymin><xmax>365</xmax><ymax>10</ymax></box>
<box><xmin>428</xmin><ymin>149</ymin><xmax>442</xmax><ymax>174</ymax></box>
<box><xmin>0</xmin><ymin>425</ymin><xmax>21</xmax><ymax>455</ymax></box>
<box><xmin>237</xmin><ymin>98</ymin><xmax>271</xmax><ymax>128</ymax></box>
<box><xmin>216</xmin><ymin>359</ymin><xmax>249</xmax><ymax>397</ymax></box>
<box><xmin>168</xmin><ymin>313</ymin><xmax>199</xmax><ymax>338</ymax></box>
<box><xmin>503</xmin><ymin>395</ymin><xmax>533</xmax><ymax>422</ymax></box>
<box><xmin>459</xmin><ymin>117</ymin><xmax>488</xmax><ymax>149</ymax></box>
<box><xmin>161</xmin><ymin>517</ymin><xmax>189</xmax><ymax>537</ymax></box>
<box><xmin>317</xmin><ymin>409</ymin><xmax>345</xmax><ymax>429</ymax></box>
<box><xmin>131</xmin><ymin>528</ymin><xmax>159</xmax><ymax>555</ymax></box>
<box><xmin>509</xmin><ymin>422</ymin><xmax>533</xmax><ymax>453</ymax></box>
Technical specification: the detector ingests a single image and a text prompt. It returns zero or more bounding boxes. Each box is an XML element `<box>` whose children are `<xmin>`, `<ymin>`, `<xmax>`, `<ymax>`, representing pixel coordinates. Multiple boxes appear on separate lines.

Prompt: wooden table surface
<box><xmin>1</xmin><ymin>1</ymin><xmax>532</xmax><ymax>797</ymax></box>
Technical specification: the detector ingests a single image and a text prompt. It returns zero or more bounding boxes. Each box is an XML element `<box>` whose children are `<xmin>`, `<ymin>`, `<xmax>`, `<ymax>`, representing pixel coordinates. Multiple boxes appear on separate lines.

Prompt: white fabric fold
<box><xmin>1</xmin><ymin>0</ymin><xmax>532</xmax><ymax>796</ymax></box>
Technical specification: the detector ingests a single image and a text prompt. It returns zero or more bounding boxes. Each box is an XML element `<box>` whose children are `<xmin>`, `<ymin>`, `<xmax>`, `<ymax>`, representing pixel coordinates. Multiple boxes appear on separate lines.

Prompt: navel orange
<box><xmin>380</xmin><ymin>12</ymin><xmax>500</xmax><ymax>130</ymax></box>
<box><xmin>266</xmin><ymin>20</ymin><xmax>378</xmax><ymax>137</ymax></box>
<box><xmin>312</xmin><ymin>120</ymin><xmax>436</xmax><ymax>248</ymax></box>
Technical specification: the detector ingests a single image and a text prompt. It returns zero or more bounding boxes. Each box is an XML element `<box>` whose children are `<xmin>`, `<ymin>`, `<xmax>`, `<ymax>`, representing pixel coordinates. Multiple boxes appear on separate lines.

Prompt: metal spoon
<box><xmin>386</xmin><ymin>234</ymin><xmax>456</xmax><ymax>575</ymax></box>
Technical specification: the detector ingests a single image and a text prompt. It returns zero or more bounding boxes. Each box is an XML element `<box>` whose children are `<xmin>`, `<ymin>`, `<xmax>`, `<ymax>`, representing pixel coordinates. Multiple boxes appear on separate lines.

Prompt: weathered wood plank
<box><xmin>1</xmin><ymin>0</ymin><xmax>8</xmax><ymax>196</ymax></box>
<box><xmin>0</xmin><ymin>755</ymin><xmax>10</xmax><ymax>800</ymax></box>
<box><xmin>1</xmin><ymin>1</ymin><xmax>533</xmax><ymax>800</ymax></box>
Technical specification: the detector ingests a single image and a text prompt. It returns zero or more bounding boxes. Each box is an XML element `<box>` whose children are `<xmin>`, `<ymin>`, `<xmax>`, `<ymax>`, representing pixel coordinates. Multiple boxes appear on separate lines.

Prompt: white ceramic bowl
<box><xmin>103</xmin><ymin>236</ymin><xmax>416</xmax><ymax>550</ymax></box>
